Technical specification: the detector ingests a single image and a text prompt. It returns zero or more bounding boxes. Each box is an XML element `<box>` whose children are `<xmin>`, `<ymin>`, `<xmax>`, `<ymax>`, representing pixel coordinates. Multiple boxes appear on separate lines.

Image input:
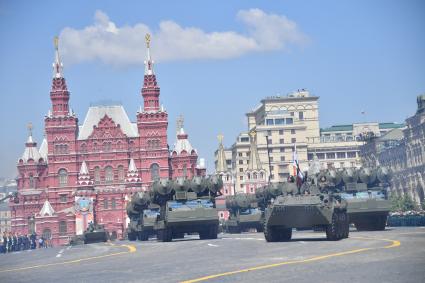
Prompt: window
<box><xmin>239</xmin><ymin>160</ymin><xmax>243</xmax><ymax>165</ymax></box>
<box><xmin>183</xmin><ymin>164</ymin><xmax>187</xmax><ymax>178</ymax></box>
<box><xmin>291</xmin><ymin>129</ymin><xmax>296</xmax><ymax>134</ymax></box>
<box><xmin>268</xmin><ymin>148</ymin><xmax>273</xmax><ymax>153</ymax></box>
<box><xmin>150</xmin><ymin>164</ymin><xmax>159</xmax><ymax>181</ymax></box>
<box><xmin>81</xmin><ymin>143</ymin><xmax>87</xmax><ymax>153</ymax></box>
<box><xmin>270</xmin><ymin>166</ymin><xmax>274</xmax><ymax>170</ymax></box>
<box><xmin>105</xmin><ymin>166</ymin><xmax>113</xmax><ymax>184</ymax></box>
<box><xmin>240</xmin><ymin>137</ymin><xmax>249</xmax><ymax>142</ymax></box>
<box><xmin>239</xmin><ymin>168</ymin><xmax>243</xmax><ymax>172</ymax></box>
<box><xmin>347</xmin><ymin>152</ymin><xmax>356</xmax><ymax>158</ymax></box>
<box><xmin>279</xmin><ymin>138</ymin><xmax>284</xmax><ymax>144</ymax></box>
<box><xmin>270</xmin><ymin>174</ymin><xmax>275</xmax><ymax>180</ymax></box>
<box><xmin>279</xmin><ymin>130</ymin><xmax>284</xmax><ymax>135</ymax></box>
<box><xmin>59</xmin><ymin>221</ymin><xmax>67</xmax><ymax>236</ymax></box>
<box><xmin>286</xmin><ymin>118</ymin><xmax>293</xmax><ymax>124</ymax></box>
<box><xmin>29</xmin><ymin>174</ymin><xmax>34</xmax><ymax>188</ymax></box>
<box><xmin>308</xmin><ymin>153</ymin><xmax>313</xmax><ymax>160</ymax></box>
<box><xmin>270</xmin><ymin>157</ymin><xmax>273</xmax><ymax>162</ymax></box>
<box><xmin>299</xmin><ymin>112</ymin><xmax>304</xmax><ymax>120</ymax></box>
<box><xmin>246</xmin><ymin>152</ymin><xmax>250</xmax><ymax>157</ymax></box>
<box><xmin>268</xmin><ymin>138</ymin><xmax>272</xmax><ymax>144</ymax></box>
<box><xmin>118</xmin><ymin>165</ymin><xmax>125</xmax><ymax>182</ymax></box>
<box><xmin>240</xmin><ymin>176</ymin><xmax>243</xmax><ymax>180</ymax></box>
<box><xmin>266</xmin><ymin>119</ymin><xmax>274</xmax><ymax>126</ymax></box>
<box><xmin>94</xmin><ymin>167</ymin><xmax>101</xmax><ymax>184</ymax></box>
<box><xmin>103</xmin><ymin>198</ymin><xmax>108</xmax><ymax>209</ymax></box>
<box><xmin>60</xmin><ymin>195</ymin><xmax>67</xmax><ymax>203</ymax></box>
<box><xmin>337</xmin><ymin>152</ymin><xmax>346</xmax><ymax>159</ymax></box>
<box><xmin>291</xmin><ymin>138</ymin><xmax>296</xmax><ymax>143</ymax></box>
<box><xmin>280</xmin><ymin>148</ymin><xmax>285</xmax><ymax>152</ymax></box>
<box><xmin>280</xmin><ymin>156</ymin><xmax>285</xmax><ymax>161</ymax></box>
<box><xmin>111</xmin><ymin>198</ymin><xmax>116</xmax><ymax>209</ymax></box>
<box><xmin>275</xmin><ymin>119</ymin><xmax>285</xmax><ymax>125</ymax></box>
<box><xmin>238</xmin><ymin>153</ymin><xmax>243</xmax><ymax>157</ymax></box>
<box><xmin>58</xmin><ymin>169</ymin><xmax>68</xmax><ymax>187</ymax></box>
<box><xmin>267</xmin><ymin>130</ymin><xmax>272</xmax><ymax>136</ymax></box>
<box><xmin>326</xmin><ymin>153</ymin><xmax>336</xmax><ymax>159</ymax></box>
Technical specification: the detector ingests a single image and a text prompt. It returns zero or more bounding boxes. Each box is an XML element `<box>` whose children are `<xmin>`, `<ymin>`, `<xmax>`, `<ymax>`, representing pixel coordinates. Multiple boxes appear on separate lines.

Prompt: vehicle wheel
<box><xmin>340</xmin><ymin>211</ymin><xmax>349</xmax><ymax>238</ymax></box>
<box><xmin>280</xmin><ymin>228</ymin><xmax>292</xmax><ymax>242</ymax></box>
<box><xmin>264</xmin><ymin>221</ymin><xmax>279</xmax><ymax>242</ymax></box>
<box><xmin>256</xmin><ymin>225</ymin><xmax>264</xmax><ymax>233</ymax></box>
<box><xmin>139</xmin><ymin>231</ymin><xmax>149</xmax><ymax>241</ymax></box>
<box><xmin>326</xmin><ymin>211</ymin><xmax>339</xmax><ymax>241</ymax></box>
<box><xmin>374</xmin><ymin>215</ymin><xmax>387</xmax><ymax>231</ymax></box>
<box><xmin>209</xmin><ymin>225</ymin><xmax>218</xmax><ymax>239</ymax></box>
<box><xmin>128</xmin><ymin>232</ymin><xmax>137</xmax><ymax>241</ymax></box>
<box><xmin>199</xmin><ymin>230</ymin><xmax>208</xmax><ymax>240</ymax></box>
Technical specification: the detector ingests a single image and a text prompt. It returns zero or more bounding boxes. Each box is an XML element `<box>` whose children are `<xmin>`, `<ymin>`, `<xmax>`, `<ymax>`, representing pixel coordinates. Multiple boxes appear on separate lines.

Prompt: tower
<box><xmin>44</xmin><ymin>36</ymin><xmax>79</xmax><ymax>196</ymax></box>
<box><xmin>215</xmin><ymin>134</ymin><xmax>234</xmax><ymax>196</ymax></box>
<box><xmin>244</xmin><ymin>130</ymin><xmax>267</xmax><ymax>194</ymax></box>
<box><xmin>137</xmin><ymin>34</ymin><xmax>169</xmax><ymax>183</ymax></box>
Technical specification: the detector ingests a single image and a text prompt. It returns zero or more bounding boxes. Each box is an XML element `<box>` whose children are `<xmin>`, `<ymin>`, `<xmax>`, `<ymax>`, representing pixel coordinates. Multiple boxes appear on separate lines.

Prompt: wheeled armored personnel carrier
<box><xmin>126</xmin><ymin>176</ymin><xmax>222</xmax><ymax>242</ymax></box>
<box><xmin>83</xmin><ymin>223</ymin><xmax>108</xmax><ymax>244</ymax></box>
<box><xmin>340</xmin><ymin>167</ymin><xmax>392</xmax><ymax>231</ymax></box>
<box><xmin>263</xmin><ymin>177</ymin><xmax>349</xmax><ymax>242</ymax></box>
<box><xmin>224</xmin><ymin>193</ymin><xmax>263</xmax><ymax>233</ymax></box>
<box><xmin>126</xmin><ymin>191</ymin><xmax>153</xmax><ymax>241</ymax></box>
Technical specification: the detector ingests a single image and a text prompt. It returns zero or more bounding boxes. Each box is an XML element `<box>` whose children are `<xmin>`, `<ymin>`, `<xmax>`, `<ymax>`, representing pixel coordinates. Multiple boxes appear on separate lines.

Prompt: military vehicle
<box><xmin>224</xmin><ymin>193</ymin><xmax>263</xmax><ymax>233</ymax></box>
<box><xmin>126</xmin><ymin>176</ymin><xmax>222</xmax><ymax>242</ymax></box>
<box><xmin>263</xmin><ymin>175</ymin><xmax>349</xmax><ymax>242</ymax></box>
<box><xmin>83</xmin><ymin>222</ymin><xmax>108</xmax><ymax>244</ymax></box>
<box><xmin>126</xmin><ymin>191</ymin><xmax>154</xmax><ymax>241</ymax></box>
<box><xmin>341</xmin><ymin>167</ymin><xmax>392</xmax><ymax>231</ymax></box>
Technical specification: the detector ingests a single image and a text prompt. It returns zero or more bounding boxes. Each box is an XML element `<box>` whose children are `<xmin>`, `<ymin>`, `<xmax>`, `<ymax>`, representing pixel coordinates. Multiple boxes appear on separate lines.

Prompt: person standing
<box><xmin>2</xmin><ymin>232</ymin><xmax>7</xmax><ymax>253</ymax></box>
<box><xmin>12</xmin><ymin>232</ymin><xmax>17</xmax><ymax>251</ymax></box>
<box><xmin>7</xmin><ymin>232</ymin><xmax>12</xmax><ymax>252</ymax></box>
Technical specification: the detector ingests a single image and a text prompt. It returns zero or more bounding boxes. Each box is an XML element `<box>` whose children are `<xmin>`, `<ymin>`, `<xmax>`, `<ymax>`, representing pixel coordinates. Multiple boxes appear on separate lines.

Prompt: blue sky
<box><xmin>0</xmin><ymin>0</ymin><xmax>424</xmax><ymax>178</ymax></box>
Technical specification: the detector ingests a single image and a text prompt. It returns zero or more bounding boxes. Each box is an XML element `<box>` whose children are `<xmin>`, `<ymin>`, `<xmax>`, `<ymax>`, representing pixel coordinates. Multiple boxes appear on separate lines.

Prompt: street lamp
<box><xmin>265</xmin><ymin>135</ymin><xmax>272</xmax><ymax>185</ymax></box>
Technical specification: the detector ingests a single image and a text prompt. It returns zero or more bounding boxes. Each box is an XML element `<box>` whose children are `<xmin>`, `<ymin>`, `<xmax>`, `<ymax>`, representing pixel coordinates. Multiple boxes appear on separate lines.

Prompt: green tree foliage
<box><xmin>390</xmin><ymin>195</ymin><xmax>417</xmax><ymax>212</ymax></box>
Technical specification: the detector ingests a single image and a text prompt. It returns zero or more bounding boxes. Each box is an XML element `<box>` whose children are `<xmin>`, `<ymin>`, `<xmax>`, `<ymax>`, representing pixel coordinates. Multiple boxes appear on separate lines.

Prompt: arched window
<box><xmin>105</xmin><ymin>166</ymin><xmax>113</xmax><ymax>184</ymax></box>
<box><xmin>59</xmin><ymin>221</ymin><xmax>67</xmax><ymax>235</ymax></box>
<box><xmin>81</xmin><ymin>143</ymin><xmax>87</xmax><ymax>153</ymax></box>
<box><xmin>253</xmin><ymin>173</ymin><xmax>257</xmax><ymax>180</ymax></box>
<box><xmin>150</xmin><ymin>163</ymin><xmax>159</xmax><ymax>181</ymax></box>
<box><xmin>103</xmin><ymin>198</ymin><xmax>108</xmax><ymax>209</ymax></box>
<box><xmin>118</xmin><ymin>165</ymin><xmax>125</xmax><ymax>182</ymax></box>
<box><xmin>94</xmin><ymin>167</ymin><xmax>101</xmax><ymax>184</ymax></box>
<box><xmin>29</xmin><ymin>174</ymin><xmax>34</xmax><ymax>188</ymax></box>
<box><xmin>111</xmin><ymin>198</ymin><xmax>116</xmax><ymax>209</ymax></box>
<box><xmin>58</xmin><ymin>169</ymin><xmax>68</xmax><ymax>187</ymax></box>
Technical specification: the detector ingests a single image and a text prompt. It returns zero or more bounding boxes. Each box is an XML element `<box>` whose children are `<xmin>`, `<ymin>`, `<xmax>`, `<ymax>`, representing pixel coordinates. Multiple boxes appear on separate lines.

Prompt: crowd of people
<box><xmin>0</xmin><ymin>232</ymin><xmax>51</xmax><ymax>253</ymax></box>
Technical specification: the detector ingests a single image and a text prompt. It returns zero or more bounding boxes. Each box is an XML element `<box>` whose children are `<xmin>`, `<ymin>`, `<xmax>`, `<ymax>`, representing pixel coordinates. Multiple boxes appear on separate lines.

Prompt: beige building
<box><xmin>360</xmin><ymin>95</ymin><xmax>425</xmax><ymax>206</ymax></box>
<box><xmin>215</xmin><ymin>89</ymin><xmax>405</xmax><ymax>192</ymax></box>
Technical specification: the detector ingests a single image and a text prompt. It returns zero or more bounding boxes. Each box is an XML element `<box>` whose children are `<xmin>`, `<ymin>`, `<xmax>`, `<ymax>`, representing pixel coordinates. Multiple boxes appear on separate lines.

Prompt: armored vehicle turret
<box><xmin>83</xmin><ymin>223</ymin><xmax>108</xmax><ymax>244</ymax></box>
<box><xmin>263</xmin><ymin>175</ymin><xmax>349</xmax><ymax>242</ymax></box>
<box><xmin>341</xmin><ymin>166</ymin><xmax>392</xmax><ymax>231</ymax></box>
<box><xmin>224</xmin><ymin>193</ymin><xmax>263</xmax><ymax>233</ymax></box>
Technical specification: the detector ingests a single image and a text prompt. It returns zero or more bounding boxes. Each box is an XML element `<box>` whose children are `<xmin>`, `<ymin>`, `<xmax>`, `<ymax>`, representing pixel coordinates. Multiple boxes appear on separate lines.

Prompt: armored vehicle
<box><xmin>263</xmin><ymin>176</ymin><xmax>349</xmax><ymax>242</ymax></box>
<box><xmin>126</xmin><ymin>176</ymin><xmax>222</xmax><ymax>242</ymax></box>
<box><xmin>341</xmin><ymin>167</ymin><xmax>392</xmax><ymax>231</ymax></box>
<box><xmin>83</xmin><ymin>223</ymin><xmax>108</xmax><ymax>244</ymax></box>
<box><xmin>224</xmin><ymin>193</ymin><xmax>263</xmax><ymax>233</ymax></box>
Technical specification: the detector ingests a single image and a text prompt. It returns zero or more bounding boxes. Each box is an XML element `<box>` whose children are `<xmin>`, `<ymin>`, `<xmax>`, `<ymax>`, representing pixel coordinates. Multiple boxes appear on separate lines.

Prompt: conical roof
<box><xmin>216</xmin><ymin>134</ymin><xmax>228</xmax><ymax>172</ymax></box>
<box><xmin>248</xmin><ymin>131</ymin><xmax>263</xmax><ymax>171</ymax></box>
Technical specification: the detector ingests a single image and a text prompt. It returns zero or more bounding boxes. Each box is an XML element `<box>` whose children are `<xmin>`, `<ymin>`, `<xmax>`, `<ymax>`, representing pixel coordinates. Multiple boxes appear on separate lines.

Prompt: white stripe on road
<box><xmin>207</xmin><ymin>243</ymin><xmax>219</xmax><ymax>247</ymax></box>
<box><xmin>56</xmin><ymin>254</ymin><xmax>62</xmax><ymax>258</ymax></box>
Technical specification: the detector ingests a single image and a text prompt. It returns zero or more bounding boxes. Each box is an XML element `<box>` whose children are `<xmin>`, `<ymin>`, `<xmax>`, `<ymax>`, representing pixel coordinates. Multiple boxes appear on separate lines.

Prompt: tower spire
<box><xmin>52</xmin><ymin>36</ymin><xmax>63</xmax><ymax>78</ymax></box>
<box><xmin>216</xmin><ymin>134</ymin><xmax>227</xmax><ymax>173</ymax></box>
<box><xmin>144</xmin><ymin>33</ymin><xmax>154</xmax><ymax>75</ymax></box>
<box><xmin>248</xmin><ymin>130</ymin><xmax>263</xmax><ymax>171</ymax></box>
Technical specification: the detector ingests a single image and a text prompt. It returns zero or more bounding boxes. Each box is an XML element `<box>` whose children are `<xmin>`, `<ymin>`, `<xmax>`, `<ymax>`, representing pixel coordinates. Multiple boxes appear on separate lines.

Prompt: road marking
<box><xmin>56</xmin><ymin>254</ymin><xmax>62</xmax><ymax>258</ymax></box>
<box><xmin>207</xmin><ymin>244</ymin><xmax>219</xmax><ymax>247</ymax></box>
<box><xmin>181</xmin><ymin>237</ymin><xmax>401</xmax><ymax>283</ymax></box>
<box><xmin>0</xmin><ymin>244</ymin><xmax>136</xmax><ymax>274</ymax></box>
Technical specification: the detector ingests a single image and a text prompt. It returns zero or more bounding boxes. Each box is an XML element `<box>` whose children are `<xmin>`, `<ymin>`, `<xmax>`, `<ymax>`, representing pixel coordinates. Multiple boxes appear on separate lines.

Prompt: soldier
<box><xmin>30</xmin><ymin>233</ymin><xmax>36</xmax><ymax>249</ymax></box>
<box><xmin>7</xmin><ymin>232</ymin><xmax>13</xmax><ymax>252</ymax></box>
<box><xmin>17</xmin><ymin>233</ymin><xmax>23</xmax><ymax>251</ymax></box>
<box><xmin>12</xmin><ymin>232</ymin><xmax>18</xmax><ymax>251</ymax></box>
<box><xmin>2</xmin><ymin>232</ymin><xmax>7</xmax><ymax>253</ymax></box>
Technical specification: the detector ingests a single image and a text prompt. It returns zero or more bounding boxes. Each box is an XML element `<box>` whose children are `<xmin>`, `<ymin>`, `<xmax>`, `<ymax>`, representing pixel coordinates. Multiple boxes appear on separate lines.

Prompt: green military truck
<box><xmin>224</xmin><ymin>193</ymin><xmax>264</xmax><ymax>233</ymax></box>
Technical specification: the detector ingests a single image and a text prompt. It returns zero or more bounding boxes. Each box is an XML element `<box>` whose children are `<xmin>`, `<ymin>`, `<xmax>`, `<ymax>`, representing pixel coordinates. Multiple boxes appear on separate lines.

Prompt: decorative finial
<box><xmin>27</xmin><ymin>122</ymin><xmax>33</xmax><ymax>136</ymax></box>
<box><xmin>54</xmin><ymin>36</ymin><xmax>59</xmax><ymax>50</ymax></box>
<box><xmin>217</xmin><ymin>134</ymin><xmax>224</xmax><ymax>144</ymax></box>
<box><xmin>145</xmin><ymin>33</ymin><xmax>151</xmax><ymax>48</ymax></box>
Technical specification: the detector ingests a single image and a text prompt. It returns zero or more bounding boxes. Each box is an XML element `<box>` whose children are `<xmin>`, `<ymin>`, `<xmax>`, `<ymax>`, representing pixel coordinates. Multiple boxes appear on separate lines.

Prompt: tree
<box><xmin>390</xmin><ymin>195</ymin><xmax>417</xmax><ymax>212</ymax></box>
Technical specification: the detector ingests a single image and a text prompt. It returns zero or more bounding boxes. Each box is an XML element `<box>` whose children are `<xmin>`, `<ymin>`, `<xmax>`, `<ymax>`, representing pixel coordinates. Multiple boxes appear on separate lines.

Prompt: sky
<box><xmin>0</xmin><ymin>0</ymin><xmax>424</xmax><ymax>179</ymax></box>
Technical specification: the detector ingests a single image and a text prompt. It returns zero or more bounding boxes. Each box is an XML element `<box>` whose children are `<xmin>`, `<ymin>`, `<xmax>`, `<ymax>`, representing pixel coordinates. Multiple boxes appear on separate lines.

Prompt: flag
<box><xmin>292</xmin><ymin>144</ymin><xmax>304</xmax><ymax>187</ymax></box>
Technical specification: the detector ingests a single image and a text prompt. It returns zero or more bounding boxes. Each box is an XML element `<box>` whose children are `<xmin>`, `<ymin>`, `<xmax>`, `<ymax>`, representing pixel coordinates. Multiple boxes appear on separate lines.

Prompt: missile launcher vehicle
<box><xmin>340</xmin><ymin>167</ymin><xmax>392</xmax><ymax>231</ymax></box>
<box><xmin>126</xmin><ymin>176</ymin><xmax>222</xmax><ymax>242</ymax></box>
<box><xmin>224</xmin><ymin>193</ymin><xmax>263</xmax><ymax>233</ymax></box>
<box><xmin>263</xmin><ymin>176</ymin><xmax>349</xmax><ymax>242</ymax></box>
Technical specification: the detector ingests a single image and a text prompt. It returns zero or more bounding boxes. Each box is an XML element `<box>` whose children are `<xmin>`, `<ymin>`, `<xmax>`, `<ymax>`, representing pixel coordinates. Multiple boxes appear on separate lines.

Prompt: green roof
<box><xmin>378</xmin><ymin>122</ymin><xmax>405</xmax><ymax>129</ymax></box>
<box><xmin>321</xmin><ymin>125</ymin><xmax>353</xmax><ymax>132</ymax></box>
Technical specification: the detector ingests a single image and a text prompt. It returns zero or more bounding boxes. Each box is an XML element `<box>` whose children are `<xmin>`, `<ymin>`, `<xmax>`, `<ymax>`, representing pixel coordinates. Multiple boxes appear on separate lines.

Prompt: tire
<box><xmin>374</xmin><ymin>215</ymin><xmax>387</xmax><ymax>231</ymax></box>
<box><xmin>128</xmin><ymin>232</ymin><xmax>137</xmax><ymax>241</ymax></box>
<box><xmin>199</xmin><ymin>230</ymin><xmax>208</xmax><ymax>240</ymax></box>
<box><xmin>208</xmin><ymin>225</ymin><xmax>218</xmax><ymax>239</ymax></box>
<box><xmin>158</xmin><ymin>229</ymin><xmax>172</xmax><ymax>242</ymax></box>
<box><xmin>326</xmin><ymin>211</ymin><xmax>340</xmax><ymax>241</ymax></box>
<box><xmin>340</xmin><ymin>211</ymin><xmax>349</xmax><ymax>239</ymax></box>
<box><xmin>264</xmin><ymin>219</ymin><xmax>280</xmax><ymax>242</ymax></box>
<box><xmin>280</xmin><ymin>228</ymin><xmax>292</xmax><ymax>242</ymax></box>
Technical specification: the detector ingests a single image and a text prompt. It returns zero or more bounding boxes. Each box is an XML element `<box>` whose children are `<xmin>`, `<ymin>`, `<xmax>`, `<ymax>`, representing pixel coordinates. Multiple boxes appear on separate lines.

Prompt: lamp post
<box><xmin>265</xmin><ymin>135</ymin><xmax>272</xmax><ymax>185</ymax></box>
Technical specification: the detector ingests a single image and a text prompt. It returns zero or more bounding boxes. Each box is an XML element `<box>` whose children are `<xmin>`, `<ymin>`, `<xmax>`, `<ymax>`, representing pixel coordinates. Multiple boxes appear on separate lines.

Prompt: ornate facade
<box><xmin>9</xmin><ymin>35</ymin><xmax>206</xmax><ymax>245</ymax></box>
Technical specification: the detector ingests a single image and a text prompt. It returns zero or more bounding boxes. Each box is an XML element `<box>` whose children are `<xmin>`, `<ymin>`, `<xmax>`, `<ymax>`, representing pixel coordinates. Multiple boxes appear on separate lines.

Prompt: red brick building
<box><xmin>10</xmin><ymin>36</ymin><xmax>206</xmax><ymax>245</ymax></box>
